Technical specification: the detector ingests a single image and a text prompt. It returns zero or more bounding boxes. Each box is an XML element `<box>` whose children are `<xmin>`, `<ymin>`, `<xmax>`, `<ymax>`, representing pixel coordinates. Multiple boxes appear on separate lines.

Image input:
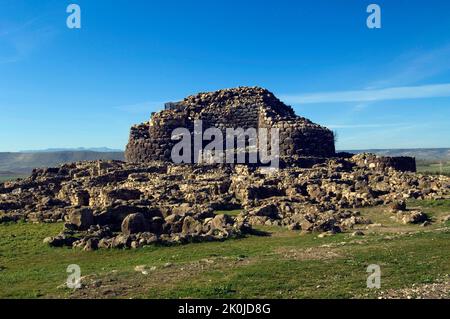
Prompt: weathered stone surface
<box><xmin>1</xmin><ymin>153</ymin><xmax>448</xmax><ymax>250</ymax></box>
<box><xmin>112</xmin><ymin>234</ymin><xmax>131</xmax><ymax>249</ymax></box>
<box><xmin>394</xmin><ymin>210</ymin><xmax>429</xmax><ymax>224</ymax></box>
<box><xmin>121</xmin><ymin>213</ymin><xmax>148</xmax><ymax>235</ymax></box>
<box><xmin>125</xmin><ymin>87</ymin><xmax>336</xmax><ymax>163</ymax></box>
<box><xmin>181</xmin><ymin>216</ymin><xmax>202</xmax><ymax>235</ymax></box>
<box><xmin>390</xmin><ymin>200</ymin><xmax>407</xmax><ymax>212</ymax></box>
<box><xmin>67</xmin><ymin>208</ymin><xmax>94</xmax><ymax>230</ymax></box>
<box><xmin>352</xmin><ymin>153</ymin><xmax>416</xmax><ymax>172</ymax></box>
<box><xmin>43</xmin><ymin>232</ymin><xmax>78</xmax><ymax>247</ymax></box>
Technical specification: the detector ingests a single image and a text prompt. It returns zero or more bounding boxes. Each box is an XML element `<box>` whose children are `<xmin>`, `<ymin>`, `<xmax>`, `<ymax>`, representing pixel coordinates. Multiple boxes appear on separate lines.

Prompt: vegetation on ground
<box><xmin>0</xmin><ymin>200</ymin><xmax>449</xmax><ymax>299</ymax></box>
<box><xmin>416</xmin><ymin>160</ymin><xmax>450</xmax><ymax>176</ymax></box>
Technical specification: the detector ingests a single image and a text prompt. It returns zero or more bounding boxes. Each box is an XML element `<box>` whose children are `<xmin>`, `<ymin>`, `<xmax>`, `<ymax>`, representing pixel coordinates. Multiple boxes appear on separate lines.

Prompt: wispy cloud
<box><xmin>0</xmin><ymin>17</ymin><xmax>40</xmax><ymax>37</ymax></box>
<box><xmin>281</xmin><ymin>83</ymin><xmax>450</xmax><ymax>104</ymax></box>
<box><xmin>369</xmin><ymin>44</ymin><xmax>450</xmax><ymax>88</ymax></box>
<box><xmin>0</xmin><ymin>17</ymin><xmax>57</xmax><ymax>64</ymax></box>
<box><xmin>283</xmin><ymin>44</ymin><xmax>450</xmax><ymax>109</ymax></box>
<box><xmin>336</xmin><ymin>122</ymin><xmax>439</xmax><ymax>149</ymax></box>
<box><xmin>352</xmin><ymin>103</ymin><xmax>370</xmax><ymax>112</ymax></box>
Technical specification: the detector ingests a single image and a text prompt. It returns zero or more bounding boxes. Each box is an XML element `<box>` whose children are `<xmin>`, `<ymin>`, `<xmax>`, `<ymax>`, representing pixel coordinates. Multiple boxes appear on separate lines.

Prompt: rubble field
<box><xmin>0</xmin><ymin>153</ymin><xmax>448</xmax><ymax>251</ymax></box>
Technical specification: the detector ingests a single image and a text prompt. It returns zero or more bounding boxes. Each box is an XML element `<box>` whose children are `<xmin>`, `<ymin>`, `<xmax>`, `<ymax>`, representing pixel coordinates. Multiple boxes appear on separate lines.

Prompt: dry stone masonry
<box><xmin>125</xmin><ymin>87</ymin><xmax>336</xmax><ymax>164</ymax></box>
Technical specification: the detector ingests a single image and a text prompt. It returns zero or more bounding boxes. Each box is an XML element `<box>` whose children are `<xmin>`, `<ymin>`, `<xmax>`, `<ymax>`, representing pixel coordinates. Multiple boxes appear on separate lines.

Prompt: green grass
<box><xmin>0</xmin><ymin>200</ymin><xmax>449</xmax><ymax>299</ymax></box>
<box><xmin>215</xmin><ymin>209</ymin><xmax>242</xmax><ymax>217</ymax></box>
<box><xmin>408</xmin><ymin>199</ymin><xmax>450</xmax><ymax>208</ymax></box>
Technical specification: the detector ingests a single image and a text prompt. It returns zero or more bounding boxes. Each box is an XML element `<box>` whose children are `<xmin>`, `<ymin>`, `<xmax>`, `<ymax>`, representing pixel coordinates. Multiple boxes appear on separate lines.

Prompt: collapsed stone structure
<box><xmin>125</xmin><ymin>87</ymin><xmax>336</xmax><ymax>164</ymax></box>
<box><xmin>125</xmin><ymin>87</ymin><xmax>417</xmax><ymax>171</ymax></box>
<box><xmin>0</xmin><ymin>156</ymin><xmax>448</xmax><ymax>250</ymax></box>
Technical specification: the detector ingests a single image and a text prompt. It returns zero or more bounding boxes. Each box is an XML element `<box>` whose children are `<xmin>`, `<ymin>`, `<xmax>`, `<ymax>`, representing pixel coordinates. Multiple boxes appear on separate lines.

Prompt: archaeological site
<box><xmin>0</xmin><ymin>87</ymin><xmax>449</xmax><ymax>251</ymax></box>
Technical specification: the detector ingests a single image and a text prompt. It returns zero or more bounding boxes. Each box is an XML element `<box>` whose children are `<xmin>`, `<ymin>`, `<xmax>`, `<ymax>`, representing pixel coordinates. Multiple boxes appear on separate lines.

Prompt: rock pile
<box><xmin>231</xmin><ymin>156</ymin><xmax>447</xmax><ymax>232</ymax></box>
<box><xmin>387</xmin><ymin>200</ymin><xmax>429</xmax><ymax>225</ymax></box>
<box><xmin>0</xmin><ymin>154</ymin><xmax>449</xmax><ymax>250</ymax></box>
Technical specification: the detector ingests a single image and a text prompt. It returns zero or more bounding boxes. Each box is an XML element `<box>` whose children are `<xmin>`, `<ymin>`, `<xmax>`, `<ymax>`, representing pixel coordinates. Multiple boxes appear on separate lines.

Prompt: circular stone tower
<box><xmin>125</xmin><ymin>87</ymin><xmax>336</xmax><ymax>163</ymax></box>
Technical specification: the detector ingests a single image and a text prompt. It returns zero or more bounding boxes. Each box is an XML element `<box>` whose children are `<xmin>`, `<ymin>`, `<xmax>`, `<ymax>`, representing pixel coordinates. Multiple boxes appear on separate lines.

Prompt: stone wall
<box><xmin>125</xmin><ymin>87</ymin><xmax>336</xmax><ymax>164</ymax></box>
<box><xmin>352</xmin><ymin>153</ymin><xmax>417</xmax><ymax>172</ymax></box>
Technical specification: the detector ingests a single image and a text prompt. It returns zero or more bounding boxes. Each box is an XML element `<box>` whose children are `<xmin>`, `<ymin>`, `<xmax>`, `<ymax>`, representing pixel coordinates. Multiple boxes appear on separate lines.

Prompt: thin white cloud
<box><xmin>336</xmin><ymin>122</ymin><xmax>439</xmax><ymax>149</ymax></box>
<box><xmin>281</xmin><ymin>83</ymin><xmax>450</xmax><ymax>104</ymax></box>
<box><xmin>0</xmin><ymin>18</ymin><xmax>57</xmax><ymax>65</ymax></box>
<box><xmin>0</xmin><ymin>17</ymin><xmax>40</xmax><ymax>37</ymax></box>
<box><xmin>352</xmin><ymin>103</ymin><xmax>370</xmax><ymax>112</ymax></box>
<box><xmin>370</xmin><ymin>44</ymin><xmax>450</xmax><ymax>88</ymax></box>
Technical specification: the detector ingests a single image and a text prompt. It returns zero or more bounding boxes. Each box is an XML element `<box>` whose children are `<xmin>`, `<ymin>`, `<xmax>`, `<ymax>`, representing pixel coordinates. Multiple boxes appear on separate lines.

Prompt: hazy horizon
<box><xmin>1</xmin><ymin>146</ymin><xmax>450</xmax><ymax>154</ymax></box>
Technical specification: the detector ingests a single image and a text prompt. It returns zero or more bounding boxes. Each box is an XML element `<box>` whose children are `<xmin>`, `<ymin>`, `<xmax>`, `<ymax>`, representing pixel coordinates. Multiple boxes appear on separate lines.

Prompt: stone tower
<box><xmin>125</xmin><ymin>87</ymin><xmax>335</xmax><ymax>163</ymax></box>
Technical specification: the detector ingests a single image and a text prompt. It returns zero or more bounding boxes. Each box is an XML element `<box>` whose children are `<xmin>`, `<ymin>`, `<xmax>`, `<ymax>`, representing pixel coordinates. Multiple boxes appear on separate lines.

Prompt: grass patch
<box><xmin>0</xmin><ymin>200</ymin><xmax>449</xmax><ymax>299</ymax></box>
<box><xmin>417</xmin><ymin>160</ymin><xmax>450</xmax><ymax>176</ymax></box>
<box><xmin>408</xmin><ymin>199</ymin><xmax>450</xmax><ymax>208</ymax></box>
<box><xmin>215</xmin><ymin>209</ymin><xmax>242</xmax><ymax>217</ymax></box>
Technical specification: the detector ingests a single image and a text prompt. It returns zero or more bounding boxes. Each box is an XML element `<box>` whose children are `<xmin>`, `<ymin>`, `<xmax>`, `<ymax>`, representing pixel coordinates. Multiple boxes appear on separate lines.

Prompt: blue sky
<box><xmin>1</xmin><ymin>0</ymin><xmax>450</xmax><ymax>152</ymax></box>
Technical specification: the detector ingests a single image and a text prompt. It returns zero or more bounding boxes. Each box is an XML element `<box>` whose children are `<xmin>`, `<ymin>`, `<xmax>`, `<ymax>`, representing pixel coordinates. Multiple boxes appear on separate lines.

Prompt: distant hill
<box><xmin>0</xmin><ymin>151</ymin><xmax>125</xmax><ymax>174</ymax></box>
<box><xmin>341</xmin><ymin>148</ymin><xmax>450</xmax><ymax>161</ymax></box>
<box><xmin>1</xmin><ymin>148</ymin><xmax>449</xmax><ymax>177</ymax></box>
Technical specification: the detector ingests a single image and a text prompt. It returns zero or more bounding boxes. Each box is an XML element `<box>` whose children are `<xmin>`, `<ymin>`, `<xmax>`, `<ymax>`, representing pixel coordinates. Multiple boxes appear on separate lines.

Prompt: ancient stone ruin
<box><xmin>0</xmin><ymin>87</ymin><xmax>445</xmax><ymax>251</ymax></box>
<box><xmin>125</xmin><ymin>87</ymin><xmax>336</xmax><ymax>164</ymax></box>
<box><xmin>125</xmin><ymin>86</ymin><xmax>416</xmax><ymax>171</ymax></box>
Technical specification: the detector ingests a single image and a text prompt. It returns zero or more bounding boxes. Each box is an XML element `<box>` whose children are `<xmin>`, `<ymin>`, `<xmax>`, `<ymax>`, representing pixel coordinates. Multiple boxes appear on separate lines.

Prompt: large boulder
<box><xmin>395</xmin><ymin>210</ymin><xmax>428</xmax><ymax>224</ymax></box>
<box><xmin>209</xmin><ymin>214</ymin><xmax>234</xmax><ymax>234</ymax></box>
<box><xmin>68</xmin><ymin>208</ymin><xmax>94</xmax><ymax>230</ymax></box>
<box><xmin>121</xmin><ymin>213</ymin><xmax>148</xmax><ymax>235</ymax></box>
<box><xmin>181</xmin><ymin>216</ymin><xmax>202</xmax><ymax>235</ymax></box>
<box><xmin>112</xmin><ymin>234</ymin><xmax>132</xmax><ymax>248</ymax></box>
